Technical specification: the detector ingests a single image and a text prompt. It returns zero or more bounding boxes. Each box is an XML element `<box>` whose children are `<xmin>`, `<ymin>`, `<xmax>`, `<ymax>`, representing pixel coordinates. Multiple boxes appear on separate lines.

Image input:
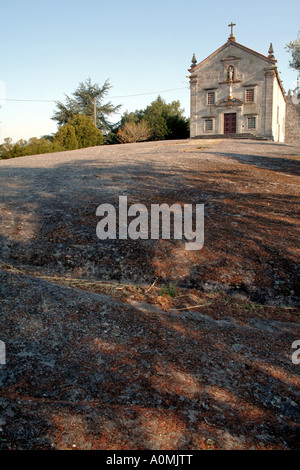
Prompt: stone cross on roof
<box><xmin>228</xmin><ymin>21</ymin><xmax>236</xmax><ymax>41</ymax></box>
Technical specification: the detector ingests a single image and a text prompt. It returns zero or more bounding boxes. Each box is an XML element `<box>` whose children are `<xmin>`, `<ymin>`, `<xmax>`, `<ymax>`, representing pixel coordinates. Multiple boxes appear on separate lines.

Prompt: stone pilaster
<box><xmin>264</xmin><ymin>69</ymin><xmax>275</xmax><ymax>140</ymax></box>
<box><xmin>189</xmin><ymin>72</ymin><xmax>198</xmax><ymax>138</ymax></box>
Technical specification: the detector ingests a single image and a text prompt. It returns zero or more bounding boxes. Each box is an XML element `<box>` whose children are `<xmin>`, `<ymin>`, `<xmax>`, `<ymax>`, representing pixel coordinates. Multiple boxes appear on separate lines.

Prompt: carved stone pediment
<box><xmin>215</xmin><ymin>97</ymin><xmax>244</xmax><ymax>108</ymax></box>
<box><xmin>221</xmin><ymin>55</ymin><xmax>240</xmax><ymax>62</ymax></box>
<box><xmin>219</xmin><ymin>78</ymin><xmax>242</xmax><ymax>84</ymax></box>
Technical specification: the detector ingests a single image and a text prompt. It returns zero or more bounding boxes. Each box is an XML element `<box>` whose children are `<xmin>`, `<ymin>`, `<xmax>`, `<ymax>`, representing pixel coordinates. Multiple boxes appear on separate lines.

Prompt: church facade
<box><xmin>189</xmin><ymin>24</ymin><xmax>286</xmax><ymax>142</ymax></box>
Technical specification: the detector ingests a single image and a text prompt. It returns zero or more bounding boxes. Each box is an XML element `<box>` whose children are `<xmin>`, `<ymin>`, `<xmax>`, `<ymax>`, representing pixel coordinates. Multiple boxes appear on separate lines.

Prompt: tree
<box><xmin>120</xmin><ymin>96</ymin><xmax>190</xmax><ymax>141</ymax></box>
<box><xmin>0</xmin><ymin>138</ymin><xmax>14</xmax><ymax>158</ymax></box>
<box><xmin>0</xmin><ymin>114</ymin><xmax>103</xmax><ymax>159</ymax></box>
<box><xmin>286</xmin><ymin>31</ymin><xmax>300</xmax><ymax>72</ymax></box>
<box><xmin>0</xmin><ymin>137</ymin><xmax>64</xmax><ymax>159</ymax></box>
<box><xmin>143</xmin><ymin>96</ymin><xmax>170</xmax><ymax>140</ymax></box>
<box><xmin>51</xmin><ymin>97</ymin><xmax>77</xmax><ymax>126</ymax></box>
<box><xmin>67</xmin><ymin>114</ymin><xmax>103</xmax><ymax>148</ymax></box>
<box><xmin>117</xmin><ymin>120</ymin><xmax>152</xmax><ymax>143</ymax></box>
<box><xmin>165</xmin><ymin>114</ymin><xmax>190</xmax><ymax>140</ymax></box>
<box><xmin>54</xmin><ymin>123</ymin><xmax>78</xmax><ymax>150</ymax></box>
<box><xmin>52</xmin><ymin>78</ymin><xmax>121</xmax><ymax>133</ymax></box>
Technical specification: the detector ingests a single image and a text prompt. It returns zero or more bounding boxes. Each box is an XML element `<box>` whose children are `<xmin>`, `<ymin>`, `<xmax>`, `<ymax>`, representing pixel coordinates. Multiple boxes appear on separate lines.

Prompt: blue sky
<box><xmin>0</xmin><ymin>0</ymin><xmax>299</xmax><ymax>143</ymax></box>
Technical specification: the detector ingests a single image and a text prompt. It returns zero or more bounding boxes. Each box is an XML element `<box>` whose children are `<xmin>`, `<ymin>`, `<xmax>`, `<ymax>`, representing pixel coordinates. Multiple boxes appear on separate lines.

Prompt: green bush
<box><xmin>68</xmin><ymin>114</ymin><xmax>103</xmax><ymax>148</ymax></box>
<box><xmin>54</xmin><ymin>123</ymin><xmax>78</xmax><ymax>150</ymax></box>
<box><xmin>0</xmin><ymin>113</ymin><xmax>103</xmax><ymax>159</ymax></box>
<box><xmin>117</xmin><ymin>96</ymin><xmax>190</xmax><ymax>142</ymax></box>
<box><xmin>0</xmin><ymin>137</ymin><xmax>64</xmax><ymax>159</ymax></box>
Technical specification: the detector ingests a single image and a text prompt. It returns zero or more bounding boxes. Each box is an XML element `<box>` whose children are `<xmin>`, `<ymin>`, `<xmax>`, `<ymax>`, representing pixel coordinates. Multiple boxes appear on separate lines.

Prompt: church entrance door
<box><xmin>224</xmin><ymin>113</ymin><xmax>236</xmax><ymax>134</ymax></box>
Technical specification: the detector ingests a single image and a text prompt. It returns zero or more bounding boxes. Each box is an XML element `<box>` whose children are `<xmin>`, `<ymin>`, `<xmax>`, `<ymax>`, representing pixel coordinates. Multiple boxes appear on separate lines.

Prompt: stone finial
<box><xmin>268</xmin><ymin>43</ymin><xmax>275</xmax><ymax>60</ymax></box>
<box><xmin>191</xmin><ymin>53</ymin><xmax>197</xmax><ymax>68</ymax></box>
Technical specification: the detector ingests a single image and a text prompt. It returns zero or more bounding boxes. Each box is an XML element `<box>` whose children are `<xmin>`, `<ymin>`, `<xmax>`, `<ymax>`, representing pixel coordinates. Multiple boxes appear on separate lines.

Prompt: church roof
<box><xmin>189</xmin><ymin>39</ymin><xmax>277</xmax><ymax>71</ymax></box>
<box><xmin>189</xmin><ymin>38</ymin><xmax>286</xmax><ymax>100</ymax></box>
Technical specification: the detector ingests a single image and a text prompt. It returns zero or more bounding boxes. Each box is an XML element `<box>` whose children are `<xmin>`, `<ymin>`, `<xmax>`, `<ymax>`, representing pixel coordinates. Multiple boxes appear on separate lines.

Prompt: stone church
<box><xmin>189</xmin><ymin>23</ymin><xmax>286</xmax><ymax>142</ymax></box>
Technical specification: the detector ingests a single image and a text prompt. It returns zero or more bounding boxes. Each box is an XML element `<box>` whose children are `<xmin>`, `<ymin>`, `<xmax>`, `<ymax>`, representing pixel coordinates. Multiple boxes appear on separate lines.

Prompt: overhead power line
<box><xmin>110</xmin><ymin>87</ymin><xmax>189</xmax><ymax>98</ymax></box>
<box><xmin>0</xmin><ymin>98</ymin><xmax>54</xmax><ymax>102</ymax></box>
<box><xmin>0</xmin><ymin>86</ymin><xmax>189</xmax><ymax>103</ymax></box>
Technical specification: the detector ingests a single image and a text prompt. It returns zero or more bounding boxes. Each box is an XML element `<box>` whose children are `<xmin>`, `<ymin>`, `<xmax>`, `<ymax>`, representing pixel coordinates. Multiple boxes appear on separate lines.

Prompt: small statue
<box><xmin>228</xmin><ymin>66</ymin><xmax>234</xmax><ymax>82</ymax></box>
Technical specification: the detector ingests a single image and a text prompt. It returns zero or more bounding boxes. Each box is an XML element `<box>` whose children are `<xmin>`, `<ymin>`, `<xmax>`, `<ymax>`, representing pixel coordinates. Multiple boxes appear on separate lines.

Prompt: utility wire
<box><xmin>110</xmin><ymin>87</ymin><xmax>189</xmax><ymax>98</ymax></box>
<box><xmin>0</xmin><ymin>87</ymin><xmax>189</xmax><ymax>103</ymax></box>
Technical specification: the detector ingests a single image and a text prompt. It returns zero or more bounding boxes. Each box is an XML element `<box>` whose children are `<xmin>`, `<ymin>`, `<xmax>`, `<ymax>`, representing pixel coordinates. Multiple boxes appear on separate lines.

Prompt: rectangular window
<box><xmin>205</xmin><ymin>119</ymin><xmax>213</xmax><ymax>131</ymax></box>
<box><xmin>207</xmin><ymin>92</ymin><xmax>215</xmax><ymax>105</ymax></box>
<box><xmin>247</xmin><ymin>116</ymin><xmax>256</xmax><ymax>129</ymax></box>
<box><xmin>246</xmin><ymin>88</ymin><xmax>254</xmax><ymax>103</ymax></box>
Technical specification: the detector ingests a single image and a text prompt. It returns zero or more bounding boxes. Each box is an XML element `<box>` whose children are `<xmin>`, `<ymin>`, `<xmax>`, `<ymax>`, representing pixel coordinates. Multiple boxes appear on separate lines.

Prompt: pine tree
<box><xmin>52</xmin><ymin>78</ymin><xmax>121</xmax><ymax>133</ymax></box>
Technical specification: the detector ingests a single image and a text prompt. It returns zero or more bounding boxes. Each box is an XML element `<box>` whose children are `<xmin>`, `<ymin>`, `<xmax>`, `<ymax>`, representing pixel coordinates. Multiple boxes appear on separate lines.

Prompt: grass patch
<box><xmin>1</xmin><ymin>262</ymin><xmax>298</xmax><ymax>323</ymax></box>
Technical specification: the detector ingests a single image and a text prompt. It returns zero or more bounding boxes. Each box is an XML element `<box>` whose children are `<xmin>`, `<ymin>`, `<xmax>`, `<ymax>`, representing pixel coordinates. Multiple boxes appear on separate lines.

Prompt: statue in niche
<box><xmin>227</xmin><ymin>65</ymin><xmax>234</xmax><ymax>82</ymax></box>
